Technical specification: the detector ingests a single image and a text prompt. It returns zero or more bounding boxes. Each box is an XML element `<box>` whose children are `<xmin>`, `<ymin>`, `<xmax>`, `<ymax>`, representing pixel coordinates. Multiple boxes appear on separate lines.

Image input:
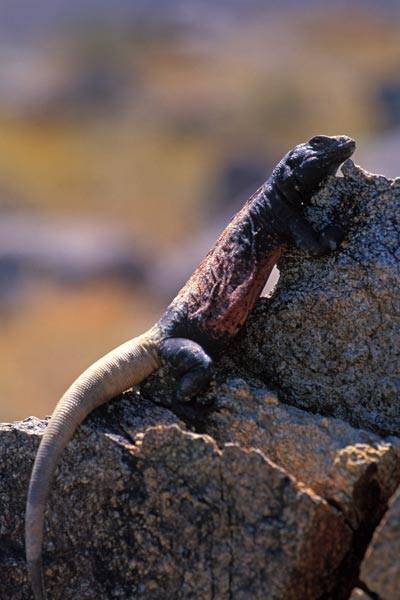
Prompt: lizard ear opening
<box><xmin>284</xmin><ymin>153</ymin><xmax>298</xmax><ymax>168</ymax></box>
<box><xmin>277</xmin><ymin>161</ymin><xmax>293</xmax><ymax>180</ymax></box>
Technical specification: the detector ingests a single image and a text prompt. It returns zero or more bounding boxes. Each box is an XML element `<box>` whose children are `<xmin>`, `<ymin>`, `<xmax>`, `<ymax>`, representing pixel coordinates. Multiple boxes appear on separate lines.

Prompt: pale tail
<box><xmin>25</xmin><ymin>332</ymin><xmax>160</xmax><ymax>600</ymax></box>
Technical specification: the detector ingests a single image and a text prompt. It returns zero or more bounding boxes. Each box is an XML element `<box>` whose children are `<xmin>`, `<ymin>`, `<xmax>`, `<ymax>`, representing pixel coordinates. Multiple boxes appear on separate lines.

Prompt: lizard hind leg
<box><xmin>160</xmin><ymin>338</ymin><xmax>213</xmax><ymax>405</ymax></box>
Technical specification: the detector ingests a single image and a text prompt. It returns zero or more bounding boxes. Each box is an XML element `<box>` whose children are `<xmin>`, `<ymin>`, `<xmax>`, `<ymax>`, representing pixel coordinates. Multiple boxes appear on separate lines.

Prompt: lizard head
<box><xmin>273</xmin><ymin>135</ymin><xmax>356</xmax><ymax>205</ymax></box>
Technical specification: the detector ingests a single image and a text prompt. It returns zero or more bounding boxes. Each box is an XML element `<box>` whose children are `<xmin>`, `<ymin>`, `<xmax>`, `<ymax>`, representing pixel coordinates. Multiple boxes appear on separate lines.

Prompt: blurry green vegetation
<box><xmin>1</xmin><ymin>7</ymin><xmax>400</xmax><ymax>420</ymax></box>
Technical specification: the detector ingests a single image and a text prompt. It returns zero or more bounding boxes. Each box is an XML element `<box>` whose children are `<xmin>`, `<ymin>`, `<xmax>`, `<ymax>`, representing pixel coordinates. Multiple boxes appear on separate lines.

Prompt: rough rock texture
<box><xmin>0</xmin><ymin>396</ymin><xmax>351</xmax><ymax>600</ymax></box>
<box><xmin>204</xmin><ymin>379</ymin><xmax>400</xmax><ymax>532</ymax></box>
<box><xmin>237</xmin><ymin>160</ymin><xmax>399</xmax><ymax>436</ymax></box>
<box><xmin>357</xmin><ymin>486</ymin><xmax>400</xmax><ymax>599</ymax></box>
<box><xmin>2</xmin><ymin>383</ymin><xmax>400</xmax><ymax>600</ymax></box>
<box><xmin>142</xmin><ymin>373</ymin><xmax>400</xmax><ymax>530</ymax></box>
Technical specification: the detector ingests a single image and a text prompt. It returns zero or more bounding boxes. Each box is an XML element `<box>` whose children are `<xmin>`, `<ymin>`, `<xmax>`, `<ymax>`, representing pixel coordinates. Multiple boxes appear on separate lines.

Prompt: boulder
<box><xmin>1</xmin><ymin>383</ymin><xmax>400</xmax><ymax>599</ymax></box>
<box><xmin>237</xmin><ymin>160</ymin><xmax>400</xmax><ymax>436</ymax></box>
<box><xmin>0</xmin><ymin>397</ymin><xmax>354</xmax><ymax>600</ymax></box>
<box><xmin>142</xmin><ymin>371</ymin><xmax>400</xmax><ymax>531</ymax></box>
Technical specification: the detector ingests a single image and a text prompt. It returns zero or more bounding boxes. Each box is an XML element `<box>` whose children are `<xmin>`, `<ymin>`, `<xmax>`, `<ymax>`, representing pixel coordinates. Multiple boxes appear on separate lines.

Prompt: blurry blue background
<box><xmin>1</xmin><ymin>1</ymin><xmax>400</xmax><ymax>420</ymax></box>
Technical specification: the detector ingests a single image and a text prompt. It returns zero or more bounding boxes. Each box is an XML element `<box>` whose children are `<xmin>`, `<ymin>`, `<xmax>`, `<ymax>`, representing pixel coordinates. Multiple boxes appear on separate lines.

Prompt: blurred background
<box><xmin>1</xmin><ymin>1</ymin><xmax>400</xmax><ymax>421</ymax></box>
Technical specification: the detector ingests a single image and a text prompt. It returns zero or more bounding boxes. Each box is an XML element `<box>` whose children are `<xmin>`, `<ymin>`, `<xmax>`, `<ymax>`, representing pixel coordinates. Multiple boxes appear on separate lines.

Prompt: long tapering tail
<box><xmin>25</xmin><ymin>332</ymin><xmax>161</xmax><ymax>600</ymax></box>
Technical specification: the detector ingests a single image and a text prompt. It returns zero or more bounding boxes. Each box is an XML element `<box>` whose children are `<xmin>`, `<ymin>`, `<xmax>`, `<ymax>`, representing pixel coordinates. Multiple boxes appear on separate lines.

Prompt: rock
<box><xmin>357</xmin><ymin>485</ymin><xmax>400</xmax><ymax>599</ymax></box>
<box><xmin>1</xmin><ymin>397</ymin><xmax>354</xmax><ymax>600</ymax></box>
<box><xmin>142</xmin><ymin>370</ymin><xmax>400</xmax><ymax>530</ymax></box>
<box><xmin>0</xmin><ymin>396</ymin><xmax>182</xmax><ymax>600</ymax></box>
<box><xmin>202</xmin><ymin>378</ymin><xmax>400</xmax><ymax>532</ymax></box>
<box><xmin>3</xmin><ymin>378</ymin><xmax>400</xmax><ymax>599</ymax></box>
<box><xmin>237</xmin><ymin>160</ymin><xmax>400</xmax><ymax>437</ymax></box>
<box><xmin>143</xmin><ymin>371</ymin><xmax>400</xmax><ymax>574</ymax></box>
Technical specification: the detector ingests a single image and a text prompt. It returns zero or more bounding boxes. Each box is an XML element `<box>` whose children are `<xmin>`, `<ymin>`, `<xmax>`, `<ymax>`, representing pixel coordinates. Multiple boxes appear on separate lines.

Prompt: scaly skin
<box><xmin>26</xmin><ymin>134</ymin><xmax>356</xmax><ymax>599</ymax></box>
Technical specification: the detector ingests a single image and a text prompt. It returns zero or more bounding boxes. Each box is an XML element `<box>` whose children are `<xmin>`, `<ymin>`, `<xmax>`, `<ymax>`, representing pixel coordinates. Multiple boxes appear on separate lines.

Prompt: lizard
<box><xmin>26</xmin><ymin>134</ymin><xmax>356</xmax><ymax>600</ymax></box>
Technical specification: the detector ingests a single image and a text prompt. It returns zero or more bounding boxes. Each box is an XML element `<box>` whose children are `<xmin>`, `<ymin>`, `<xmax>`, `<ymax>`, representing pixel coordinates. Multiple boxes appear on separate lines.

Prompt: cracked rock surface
<box><xmin>0</xmin><ymin>402</ymin><xmax>352</xmax><ymax>600</ymax></box>
<box><xmin>1</xmin><ymin>383</ymin><xmax>400</xmax><ymax>599</ymax></box>
<box><xmin>237</xmin><ymin>160</ymin><xmax>400</xmax><ymax>436</ymax></box>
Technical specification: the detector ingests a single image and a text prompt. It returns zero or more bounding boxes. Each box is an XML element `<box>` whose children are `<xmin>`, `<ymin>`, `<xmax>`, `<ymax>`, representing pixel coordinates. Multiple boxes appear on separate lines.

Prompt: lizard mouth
<box><xmin>331</xmin><ymin>137</ymin><xmax>356</xmax><ymax>161</ymax></box>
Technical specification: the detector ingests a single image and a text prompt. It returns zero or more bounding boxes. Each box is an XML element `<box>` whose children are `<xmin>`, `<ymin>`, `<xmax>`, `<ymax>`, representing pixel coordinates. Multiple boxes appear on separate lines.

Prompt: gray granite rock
<box><xmin>1</xmin><ymin>397</ymin><xmax>356</xmax><ymax>600</ymax></box>
<box><xmin>237</xmin><ymin>160</ymin><xmax>400</xmax><ymax>436</ymax></box>
<box><xmin>3</xmin><ymin>379</ymin><xmax>400</xmax><ymax>598</ymax></box>
<box><xmin>202</xmin><ymin>377</ymin><xmax>400</xmax><ymax>531</ymax></box>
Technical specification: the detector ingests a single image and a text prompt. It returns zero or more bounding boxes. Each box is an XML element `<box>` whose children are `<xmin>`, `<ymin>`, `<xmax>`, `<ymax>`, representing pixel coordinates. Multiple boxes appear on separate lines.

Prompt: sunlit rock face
<box><xmin>238</xmin><ymin>160</ymin><xmax>400</xmax><ymax>437</ymax></box>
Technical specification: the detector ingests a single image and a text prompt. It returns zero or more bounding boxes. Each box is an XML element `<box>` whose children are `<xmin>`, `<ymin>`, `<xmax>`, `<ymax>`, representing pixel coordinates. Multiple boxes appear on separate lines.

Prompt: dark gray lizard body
<box><xmin>26</xmin><ymin>134</ymin><xmax>356</xmax><ymax>599</ymax></box>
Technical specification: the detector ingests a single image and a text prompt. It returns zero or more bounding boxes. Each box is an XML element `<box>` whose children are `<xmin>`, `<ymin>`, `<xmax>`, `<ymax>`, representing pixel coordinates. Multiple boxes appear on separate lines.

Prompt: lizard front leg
<box><xmin>287</xmin><ymin>213</ymin><xmax>346</xmax><ymax>257</ymax></box>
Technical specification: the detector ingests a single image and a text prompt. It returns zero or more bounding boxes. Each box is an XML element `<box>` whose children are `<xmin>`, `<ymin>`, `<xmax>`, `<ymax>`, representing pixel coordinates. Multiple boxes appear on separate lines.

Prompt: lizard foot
<box><xmin>160</xmin><ymin>337</ymin><xmax>213</xmax><ymax>405</ymax></box>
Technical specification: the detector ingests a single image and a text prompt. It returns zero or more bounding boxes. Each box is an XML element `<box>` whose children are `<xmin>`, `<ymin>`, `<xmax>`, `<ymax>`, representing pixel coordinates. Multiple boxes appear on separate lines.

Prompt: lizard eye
<box><xmin>310</xmin><ymin>135</ymin><xmax>327</xmax><ymax>147</ymax></box>
<box><xmin>286</xmin><ymin>156</ymin><xmax>296</xmax><ymax>167</ymax></box>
